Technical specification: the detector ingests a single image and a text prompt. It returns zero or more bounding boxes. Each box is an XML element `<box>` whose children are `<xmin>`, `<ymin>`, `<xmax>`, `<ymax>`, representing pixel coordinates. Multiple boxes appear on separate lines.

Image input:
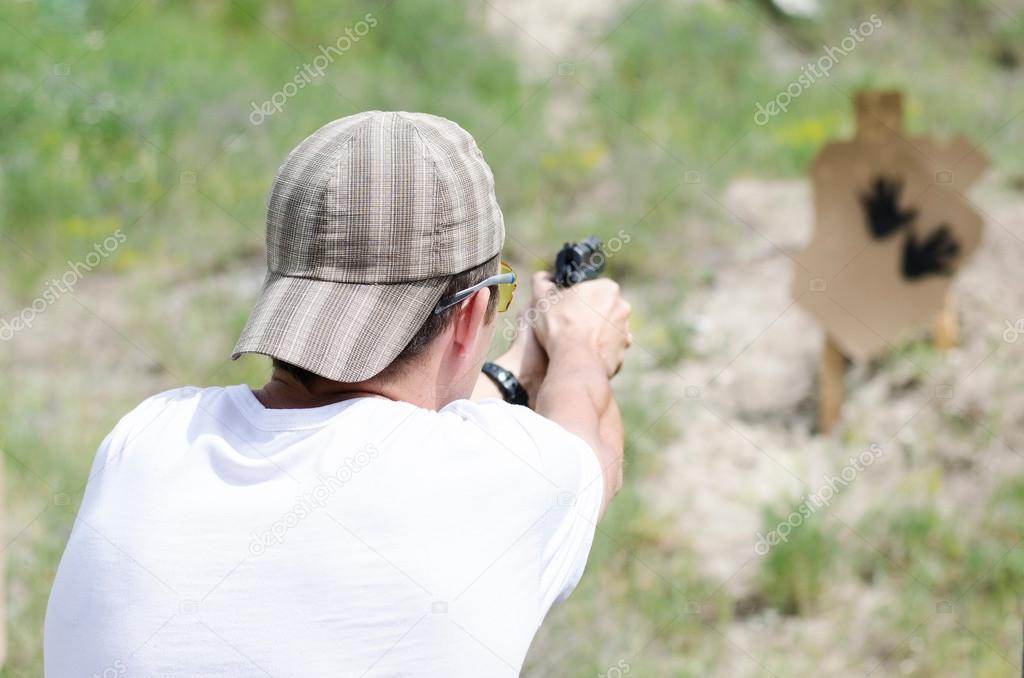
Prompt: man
<box><xmin>45</xmin><ymin>111</ymin><xmax>631</xmax><ymax>676</ymax></box>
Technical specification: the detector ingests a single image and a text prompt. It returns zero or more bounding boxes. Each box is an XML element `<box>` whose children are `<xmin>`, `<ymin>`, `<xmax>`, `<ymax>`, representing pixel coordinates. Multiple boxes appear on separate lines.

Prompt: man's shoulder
<box><xmin>138</xmin><ymin>385</ymin><xmax>208</xmax><ymax>408</ymax></box>
<box><xmin>110</xmin><ymin>385</ymin><xmax>223</xmax><ymax>443</ymax></box>
<box><xmin>441</xmin><ymin>398</ymin><xmax>563</xmax><ymax>439</ymax></box>
<box><xmin>442</xmin><ymin>399</ymin><xmax>589</xmax><ymax>443</ymax></box>
<box><xmin>125</xmin><ymin>384</ymin><xmax>211</xmax><ymax>419</ymax></box>
<box><xmin>440</xmin><ymin>399</ymin><xmax>597</xmax><ymax>481</ymax></box>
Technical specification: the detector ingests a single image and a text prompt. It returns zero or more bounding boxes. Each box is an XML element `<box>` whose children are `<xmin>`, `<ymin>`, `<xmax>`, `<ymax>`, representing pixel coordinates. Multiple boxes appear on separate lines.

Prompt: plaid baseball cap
<box><xmin>231</xmin><ymin>111</ymin><xmax>505</xmax><ymax>382</ymax></box>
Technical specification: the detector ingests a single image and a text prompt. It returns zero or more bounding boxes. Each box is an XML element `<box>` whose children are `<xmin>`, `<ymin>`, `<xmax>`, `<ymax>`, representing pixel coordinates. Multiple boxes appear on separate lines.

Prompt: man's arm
<box><xmin>528</xmin><ymin>274</ymin><xmax>631</xmax><ymax>519</ymax></box>
<box><xmin>473</xmin><ymin>272</ymin><xmax>630</xmax><ymax>518</ymax></box>
<box><xmin>533</xmin><ymin>348</ymin><xmax>623</xmax><ymax>518</ymax></box>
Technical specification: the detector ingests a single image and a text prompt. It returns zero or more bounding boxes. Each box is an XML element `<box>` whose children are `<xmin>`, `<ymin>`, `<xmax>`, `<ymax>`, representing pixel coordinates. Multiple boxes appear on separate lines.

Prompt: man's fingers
<box><xmin>612</xmin><ymin>352</ymin><xmax>626</xmax><ymax>377</ymax></box>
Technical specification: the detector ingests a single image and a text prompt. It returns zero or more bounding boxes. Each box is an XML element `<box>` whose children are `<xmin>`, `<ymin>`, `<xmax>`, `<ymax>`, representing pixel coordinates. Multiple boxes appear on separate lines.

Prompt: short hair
<box><xmin>273</xmin><ymin>254</ymin><xmax>500</xmax><ymax>386</ymax></box>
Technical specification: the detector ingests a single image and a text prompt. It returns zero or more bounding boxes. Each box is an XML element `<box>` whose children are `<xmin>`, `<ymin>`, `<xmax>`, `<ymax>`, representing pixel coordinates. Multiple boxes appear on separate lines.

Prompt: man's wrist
<box><xmin>481</xmin><ymin>362</ymin><xmax>530</xmax><ymax>406</ymax></box>
<box><xmin>492</xmin><ymin>344</ymin><xmax>544</xmax><ymax>404</ymax></box>
<box><xmin>489</xmin><ymin>358</ymin><xmax>540</xmax><ymax>405</ymax></box>
<box><xmin>514</xmin><ymin>367</ymin><xmax>543</xmax><ymax>406</ymax></box>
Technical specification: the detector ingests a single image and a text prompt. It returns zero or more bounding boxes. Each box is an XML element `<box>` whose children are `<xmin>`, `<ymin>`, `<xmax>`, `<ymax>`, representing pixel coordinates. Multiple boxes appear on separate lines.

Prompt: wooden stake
<box><xmin>854</xmin><ymin>90</ymin><xmax>903</xmax><ymax>143</ymax></box>
<box><xmin>819</xmin><ymin>335</ymin><xmax>846</xmax><ymax>433</ymax></box>
<box><xmin>933</xmin><ymin>290</ymin><xmax>958</xmax><ymax>350</ymax></box>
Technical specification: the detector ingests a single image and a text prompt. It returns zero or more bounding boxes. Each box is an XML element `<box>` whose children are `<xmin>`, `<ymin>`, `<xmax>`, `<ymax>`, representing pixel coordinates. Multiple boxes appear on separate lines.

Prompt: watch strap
<box><xmin>481</xmin><ymin>362</ymin><xmax>529</xmax><ymax>406</ymax></box>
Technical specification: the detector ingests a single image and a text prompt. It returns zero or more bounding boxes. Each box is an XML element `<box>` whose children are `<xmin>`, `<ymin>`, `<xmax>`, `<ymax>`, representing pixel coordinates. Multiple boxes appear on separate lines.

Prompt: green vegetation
<box><xmin>1</xmin><ymin>0</ymin><xmax>546</xmax><ymax>296</ymax></box>
<box><xmin>848</xmin><ymin>482</ymin><xmax>1024</xmax><ymax>676</ymax></box>
<box><xmin>757</xmin><ymin>499</ymin><xmax>838</xmax><ymax>615</ymax></box>
<box><xmin>2</xmin><ymin>0</ymin><xmax>1022</xmax><ymax>674</ymax></box>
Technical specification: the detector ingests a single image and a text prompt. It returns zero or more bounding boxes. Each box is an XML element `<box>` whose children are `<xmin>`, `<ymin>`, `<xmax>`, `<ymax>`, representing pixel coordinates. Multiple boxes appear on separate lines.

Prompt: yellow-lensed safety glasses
<box><xmin>434</xmin><ymin>261</ymin><xmax>517</xmax><ymax>315</ymax></box>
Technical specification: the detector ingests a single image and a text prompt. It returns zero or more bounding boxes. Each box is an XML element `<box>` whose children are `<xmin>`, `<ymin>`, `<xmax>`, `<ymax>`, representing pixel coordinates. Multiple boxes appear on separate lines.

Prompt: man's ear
<box><xmin>451</xmin><ymin>287</ymin><xmax>491</xmax><ymax>355</ymax></box>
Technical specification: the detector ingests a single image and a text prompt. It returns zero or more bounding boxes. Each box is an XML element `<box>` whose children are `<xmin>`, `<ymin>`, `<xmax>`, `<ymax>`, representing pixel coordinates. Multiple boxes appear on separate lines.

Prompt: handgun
<box><xmin>553</xmin><ymin>237</ymin><xmax>605</xmax><ymax>287</ymax></box>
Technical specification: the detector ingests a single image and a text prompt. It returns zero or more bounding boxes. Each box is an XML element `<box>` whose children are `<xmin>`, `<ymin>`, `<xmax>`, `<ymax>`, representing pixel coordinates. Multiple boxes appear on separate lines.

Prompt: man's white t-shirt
<box><xmin>44</xmin><ymin>385</ymin><xmax>603</xmax><ymax>677</ymax></box>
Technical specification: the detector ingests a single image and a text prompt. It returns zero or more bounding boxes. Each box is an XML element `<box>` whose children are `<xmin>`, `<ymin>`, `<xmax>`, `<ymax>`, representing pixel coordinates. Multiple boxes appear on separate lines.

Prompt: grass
<box><xmin>757</xmin><ymin>498</ymin><xmax>839</xmax><ymax>615</ymax></box>
<box><xmin>0</xmin><ymin>0</ymin><xmax>548</xmax><ymax>296</ymax></box>
<box><xmin>2</xmin><ymin>0</ymin><xmax>1023</xmax><ymax>675</ymax></box>
<box><xmin>849</xmin><ymin>483</ymin><xmax>1024</xmax><ymax>675</ymax></box>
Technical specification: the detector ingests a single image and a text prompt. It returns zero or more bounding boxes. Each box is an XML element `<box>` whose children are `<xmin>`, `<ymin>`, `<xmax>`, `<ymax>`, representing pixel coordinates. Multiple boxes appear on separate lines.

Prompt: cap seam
<box><xmin>393</xmin><ymin>112</ymin><xmax>450</xmax><ymax>276</ymax></box>
<box><xmin>393</xmin><ymin>113</ymin><xmax>503</xmax><ymax>269</ymax></box>
<box><xmin>310</xmin><ymin>133</ymin><xmax>360</xmax><ymax>279</ymax></box>
<box><xmin>270</xmin><ymin>112</ymin><xmax>378</xmax><ymax>274</ymax></box>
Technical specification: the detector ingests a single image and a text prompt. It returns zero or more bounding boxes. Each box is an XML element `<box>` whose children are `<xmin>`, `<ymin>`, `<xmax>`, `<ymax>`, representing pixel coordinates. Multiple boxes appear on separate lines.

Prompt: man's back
<box><xmin>45</xmin><ymin>386</ymin><xmax>602</xmax><ymax>677</ymax></box>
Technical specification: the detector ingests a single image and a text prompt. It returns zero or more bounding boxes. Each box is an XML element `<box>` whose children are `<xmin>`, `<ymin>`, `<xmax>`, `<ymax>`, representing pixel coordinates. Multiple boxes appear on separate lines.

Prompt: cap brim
<box><xmin>231</xmin><ymin>271</ymin><xmax>448</xmax><ymax>382</ymax></box>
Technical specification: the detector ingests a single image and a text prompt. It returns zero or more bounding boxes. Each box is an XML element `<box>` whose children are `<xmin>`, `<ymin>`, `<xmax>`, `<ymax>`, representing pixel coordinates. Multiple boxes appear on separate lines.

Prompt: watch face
<box><xmin>483</xmin><ymin>362</ymin><xmax>528</xmax><ymax>406</ymax></box>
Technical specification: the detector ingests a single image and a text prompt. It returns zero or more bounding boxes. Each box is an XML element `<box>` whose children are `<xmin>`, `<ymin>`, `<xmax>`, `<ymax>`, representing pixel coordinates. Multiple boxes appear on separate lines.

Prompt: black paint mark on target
<box><xmin>859</xmin><ymin>175</ymin><xmax>960</xmax><ymax>280</ymax></box>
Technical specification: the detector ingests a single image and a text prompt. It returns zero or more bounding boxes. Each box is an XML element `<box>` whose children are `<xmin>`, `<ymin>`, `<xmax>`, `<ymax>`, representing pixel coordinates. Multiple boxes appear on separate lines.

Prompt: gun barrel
<box><xmin>554</xmin><ymin>236</ymin><xmax>606</xmax><ymax>287</ymax></box>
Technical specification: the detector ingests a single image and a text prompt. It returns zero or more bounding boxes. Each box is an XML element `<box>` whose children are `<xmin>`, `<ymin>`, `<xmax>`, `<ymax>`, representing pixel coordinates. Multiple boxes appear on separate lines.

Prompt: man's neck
<box><xmin>253</xmin><ymin>367</ymin><xmax>442</xmax><ymax>411</ymax></box>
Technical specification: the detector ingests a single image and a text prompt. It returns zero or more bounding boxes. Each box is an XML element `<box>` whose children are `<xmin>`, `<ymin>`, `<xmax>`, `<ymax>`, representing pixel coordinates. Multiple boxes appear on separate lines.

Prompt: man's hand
<box><xmin>530</xmin><ymin>272</ymin><xmax>632</xmax><ymax>379</ymax></box>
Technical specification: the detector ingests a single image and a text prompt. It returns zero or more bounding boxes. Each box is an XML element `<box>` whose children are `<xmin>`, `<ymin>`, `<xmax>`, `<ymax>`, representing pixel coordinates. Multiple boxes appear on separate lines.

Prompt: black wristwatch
<box><xmin>481</xmin><ymin>362</ymin><xmax>530</xmax><ymax>407</ymax></box>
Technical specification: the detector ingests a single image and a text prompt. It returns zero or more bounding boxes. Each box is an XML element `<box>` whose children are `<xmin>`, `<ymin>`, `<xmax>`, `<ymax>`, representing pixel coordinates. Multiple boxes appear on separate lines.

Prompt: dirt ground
<box><xmin>639</xmin><ymin>175</ymin><xmax>1024</xmax><ymax>673</ymax></box>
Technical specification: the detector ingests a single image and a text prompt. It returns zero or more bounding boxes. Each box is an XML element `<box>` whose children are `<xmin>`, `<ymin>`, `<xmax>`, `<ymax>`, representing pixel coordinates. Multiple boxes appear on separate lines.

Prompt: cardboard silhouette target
<box><xmin>791</xmin><ymin>91</ymin><xmax>989</xmax><ymax>431</ymax></box>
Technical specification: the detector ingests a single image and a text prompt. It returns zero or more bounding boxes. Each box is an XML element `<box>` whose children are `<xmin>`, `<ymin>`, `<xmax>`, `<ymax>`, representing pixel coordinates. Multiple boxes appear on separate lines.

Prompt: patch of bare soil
<box><xmin>643</xmin><ymin>176</ymin><xmax>1024</xmax><ymax>674</ymax></box>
